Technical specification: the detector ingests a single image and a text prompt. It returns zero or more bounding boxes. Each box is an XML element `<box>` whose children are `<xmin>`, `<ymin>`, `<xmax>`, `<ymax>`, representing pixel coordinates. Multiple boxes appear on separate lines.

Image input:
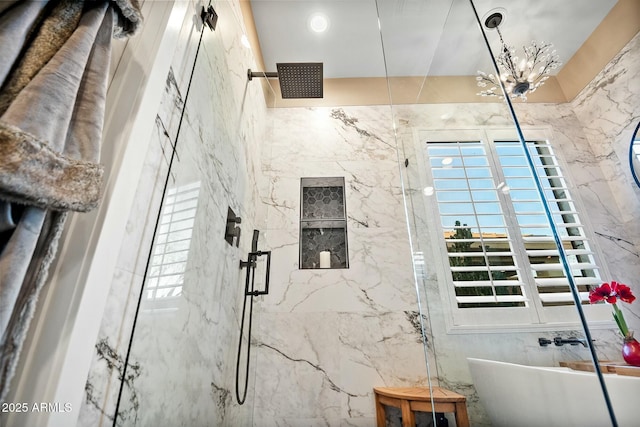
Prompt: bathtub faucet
<box><xmin>538</xmin><ymin>337</ymin><xmax>552</xmax><ymax>346</ymax></box>
<box><xmin>553</xmin><ymin>336</ymin><xmax>588</xmax><ymax>347</ymax></box>
<box><xmin>538</xmin><ymin>337</ymin><xmax>589</xmax><ymax>347</ymax></box>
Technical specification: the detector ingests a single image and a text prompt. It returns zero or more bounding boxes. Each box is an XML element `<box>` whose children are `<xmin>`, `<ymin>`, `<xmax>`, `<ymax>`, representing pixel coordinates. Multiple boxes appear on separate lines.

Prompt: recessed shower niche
<box><xmin>299</xmin><ymin>177</ymin><xmax>349</xmax><ymax>269</ymax></box>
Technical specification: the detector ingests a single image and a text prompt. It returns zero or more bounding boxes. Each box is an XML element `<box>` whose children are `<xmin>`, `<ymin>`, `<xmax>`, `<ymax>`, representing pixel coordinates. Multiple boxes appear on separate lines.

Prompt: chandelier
<box><xmin>476</xmin><ymin>12</ymin><xmax>561</xmax><ymax>101</ymax></box>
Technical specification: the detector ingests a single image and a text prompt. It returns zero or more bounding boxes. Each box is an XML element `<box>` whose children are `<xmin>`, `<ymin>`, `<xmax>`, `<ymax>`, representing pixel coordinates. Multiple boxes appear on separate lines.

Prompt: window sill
<box><xmin>445</xmin><ymin>320</ymin><xmax>617</xmax><ymax>335</ymax></box>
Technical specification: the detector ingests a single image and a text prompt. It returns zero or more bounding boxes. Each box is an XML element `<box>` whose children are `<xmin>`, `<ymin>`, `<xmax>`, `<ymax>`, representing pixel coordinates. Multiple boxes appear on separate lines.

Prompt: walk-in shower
<box><xmin>94</xmin><ymin>1</ymin><xmax>635</xmax><ymax>426</ymax></box>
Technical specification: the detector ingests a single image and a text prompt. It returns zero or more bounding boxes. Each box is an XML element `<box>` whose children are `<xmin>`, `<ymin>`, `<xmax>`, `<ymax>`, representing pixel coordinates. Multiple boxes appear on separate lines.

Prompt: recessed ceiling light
<box><xmin>308</xmin><ymin>13</ymin><xmax>329</xmax><ymax>33</ymax></box>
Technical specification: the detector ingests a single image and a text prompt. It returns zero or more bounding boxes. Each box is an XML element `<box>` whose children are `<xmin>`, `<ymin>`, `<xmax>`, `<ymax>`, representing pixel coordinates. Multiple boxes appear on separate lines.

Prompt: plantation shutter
<box><xmin>428</xmin><ymin>141</ymin><xmax>527</xmax><ymax>309</ymax></box>
<box><xmin>497</xmin><ymin>140</ymin><xmax>600</xmax><ymax>306</ymax></box>
<box><xmin>424</xmin><ymin>132</ymin><xmax>602</xmax><ymax>325</ymax></box>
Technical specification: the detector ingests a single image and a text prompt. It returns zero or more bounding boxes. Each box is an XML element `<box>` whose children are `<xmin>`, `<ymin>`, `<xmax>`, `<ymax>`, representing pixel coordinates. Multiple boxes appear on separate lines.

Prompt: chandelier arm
<box><xmin>528</xmin><ymin>46</ymin><xmax>542</xmax><ymax>63</ymax></box>
<box><xmin>494</xmin><ymin>26</ymin><xmax>520</xmax><ymax>78</ymax></box>
<box><xmin>526</xmin><ymin>48</ymin><xmax>544</xmax><ymax>81</ymax></box>
<box><xmin>530</xmin><ymin>45</ymin><xmax>547</xmax><ymax>66</ymax></box>
<box><xmin>499</xmin><ymin>49</ymin><xmax>519</xmax><ymax>80</ymax></box>
<box><xmin>476</xmin><ymin>71</ymin><xmax>500</xmax><ymax>97</ymax></box>
<box><xmin>478</xmin><ymin>76</ymin><xmax>497</xmax><ymax>87</ymax></box>
<box><xmin>537</xmin><ymin>61</ymin><xmax>557</xmax><ymax>79</ymax></box>
<box><xmin>536</xmin><ymin>52</ymin><xmax>560</xmax><ymax>77</ymax></box>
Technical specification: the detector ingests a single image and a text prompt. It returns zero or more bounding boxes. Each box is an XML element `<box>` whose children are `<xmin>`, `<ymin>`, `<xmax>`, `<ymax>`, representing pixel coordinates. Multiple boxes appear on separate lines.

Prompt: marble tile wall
<box><xmin>254</xmin><ymin>34</ymin><xmax>640</xmax><ymax>426</ymax></box>
<box><xmin>255</xmin><ymin>106</ymin><xmax>432</xmax><ymax>426</ymax></box>
<box><xmin>78</xmin><ymin>1</ymin><xmax>267</xmax><ymax>426</ymax></box>
<box><xmin>569</xmin><ymin>31</ymin><xmax>640</xmax><ymax>336</ymax></box>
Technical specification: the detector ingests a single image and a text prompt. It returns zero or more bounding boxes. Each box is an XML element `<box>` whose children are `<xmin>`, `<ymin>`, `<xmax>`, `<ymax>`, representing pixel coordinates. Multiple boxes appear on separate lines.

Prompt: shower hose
<box><xmin>235</xmin><ymin>259</ymin><xmax>256</xmax><ymax>405</ymax></box>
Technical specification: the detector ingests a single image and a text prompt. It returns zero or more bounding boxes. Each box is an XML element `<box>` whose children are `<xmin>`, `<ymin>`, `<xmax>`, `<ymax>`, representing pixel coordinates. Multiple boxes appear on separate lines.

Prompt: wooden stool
<box><xmin>374</xmin><ymin>386</ymin><xmax>469</xmax><ymax>427</ymax></box>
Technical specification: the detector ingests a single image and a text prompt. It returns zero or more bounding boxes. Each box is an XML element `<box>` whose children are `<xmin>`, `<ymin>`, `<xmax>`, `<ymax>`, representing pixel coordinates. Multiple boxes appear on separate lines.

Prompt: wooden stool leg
<box><xmin>400</xmin><ymin>399</ymin><xmax>415</xmax><ymax>427</ymax></box>
<box><xmin>374</xmin><ymin>394</ymin><xmax>386</xmax><ymax>427</ymax></box>
<box><xmin>454</xmin><ymin>401</ymin><xmax>470</xmax><ymax>427</ymax></box>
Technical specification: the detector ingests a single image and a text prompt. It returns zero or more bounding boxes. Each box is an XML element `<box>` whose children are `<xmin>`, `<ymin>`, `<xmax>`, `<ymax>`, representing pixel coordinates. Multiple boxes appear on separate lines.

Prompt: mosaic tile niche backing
<box><xmin>300</xmin><ymin>178</ymin><xmax>348</xmax><ymax>269</ymax></box>
<box><xmin>302</xmin><ymin>186</ymin><xmax>344</xmax><ymax>219</ymax></box>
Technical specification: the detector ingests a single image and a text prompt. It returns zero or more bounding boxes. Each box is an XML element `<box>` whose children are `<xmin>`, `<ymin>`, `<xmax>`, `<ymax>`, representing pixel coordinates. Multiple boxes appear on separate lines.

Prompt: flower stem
<box><xmin>612</xmin><ymin>303</ymin><xmax>629</xmax><ymax>337</ymax></box>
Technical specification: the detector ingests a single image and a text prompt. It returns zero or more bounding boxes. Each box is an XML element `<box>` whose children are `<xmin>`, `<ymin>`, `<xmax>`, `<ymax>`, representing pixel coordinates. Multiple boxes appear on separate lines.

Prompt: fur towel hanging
<box><xmin>0</xmin><ymin>0</ymin><xmax>143</xmax><ymax>404</ymax></box>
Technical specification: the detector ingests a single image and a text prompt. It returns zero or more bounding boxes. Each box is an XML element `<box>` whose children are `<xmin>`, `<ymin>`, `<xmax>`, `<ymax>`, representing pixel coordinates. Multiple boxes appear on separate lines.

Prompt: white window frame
<box><xmin>415</xmin><ymin>127</ymin><xmax>613</xmax><ymax>332</ymax></box>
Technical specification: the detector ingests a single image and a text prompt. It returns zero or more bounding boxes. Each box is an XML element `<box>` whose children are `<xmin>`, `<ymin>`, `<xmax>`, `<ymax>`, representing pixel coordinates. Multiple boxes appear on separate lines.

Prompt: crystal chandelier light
<box><xmin>476</xmin><ymin>12</ymin><xmax>561</xmax><ymax>101</ymax></box>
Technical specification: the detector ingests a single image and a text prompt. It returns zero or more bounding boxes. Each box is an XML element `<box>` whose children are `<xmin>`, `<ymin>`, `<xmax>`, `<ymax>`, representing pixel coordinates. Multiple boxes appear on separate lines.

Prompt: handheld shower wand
<box><xmin>235</xmin><ymin>230</ymin><xmax>271</xmax><ymax>405</ymax></box>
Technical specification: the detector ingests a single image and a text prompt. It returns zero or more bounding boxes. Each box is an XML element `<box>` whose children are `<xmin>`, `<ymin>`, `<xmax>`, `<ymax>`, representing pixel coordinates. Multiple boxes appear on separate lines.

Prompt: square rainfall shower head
<box><xmin>276</xmin><ymin>62</ymin><xmax>323</xmax><ymax>99</ymax></box>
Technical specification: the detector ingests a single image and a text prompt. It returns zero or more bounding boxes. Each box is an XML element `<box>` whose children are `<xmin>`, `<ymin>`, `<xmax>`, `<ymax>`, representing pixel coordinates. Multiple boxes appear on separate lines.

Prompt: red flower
<box><xmin>589</xmin><ymin>283</ymin><xmax>617</xmax><ymax>304</ymax></box>
<box><xmin>611</xmin><ymin>281</ymin><xmax>636</xmax><ymax>304</ymax></box>
<box><xmin>590</xmin><ymin>280</ymin><xmax>636</xmax><ymax>338</ymax></box>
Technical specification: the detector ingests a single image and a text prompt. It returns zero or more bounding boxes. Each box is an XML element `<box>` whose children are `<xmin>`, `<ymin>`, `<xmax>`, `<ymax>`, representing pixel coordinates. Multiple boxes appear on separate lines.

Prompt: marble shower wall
<box><xmin>569</xmin><ymin>31</ymin><xmax>640</xmax><ymax>335</ymax></box>
<box><xmin>254</xmin><ymin>34</ymin><xmax>640</xmax><ymax>427</ymax></box>
<box><xmin>391</xmin><ymin>33</ymin><xmax>640</xmax><ymax>426</ymax></box>
<box><xmin>255</xmin><ymin>106</ymin><xmax>433</xmax><ymax>427</ymax></box>
<box><xmin>78</xmin><ymin>2</ymin><xmax>267</xmax><ymax>426</ymax></box>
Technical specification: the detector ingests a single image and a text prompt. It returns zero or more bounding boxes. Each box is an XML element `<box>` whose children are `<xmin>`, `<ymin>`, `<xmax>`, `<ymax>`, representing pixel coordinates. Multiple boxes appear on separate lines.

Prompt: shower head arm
<box><xmin>247</xmin><ymin>69</ymin><xmax>278</xmax><ymax>81</ymax></box>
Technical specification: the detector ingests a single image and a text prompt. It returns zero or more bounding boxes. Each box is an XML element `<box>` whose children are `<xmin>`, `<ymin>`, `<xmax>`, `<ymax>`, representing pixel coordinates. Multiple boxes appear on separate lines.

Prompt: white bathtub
<box><xmin>468</xmin><ymin>357</ymin><xmax>640</xmax><ymax>427</ymax></box>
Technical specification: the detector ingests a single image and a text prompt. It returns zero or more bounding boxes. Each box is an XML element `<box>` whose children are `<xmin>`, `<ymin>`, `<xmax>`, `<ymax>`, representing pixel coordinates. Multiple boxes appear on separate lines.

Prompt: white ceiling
<box><xmin>250</xmin><ymin>0</ymin><xmax>618</xmax><ymax>79</ymax></box>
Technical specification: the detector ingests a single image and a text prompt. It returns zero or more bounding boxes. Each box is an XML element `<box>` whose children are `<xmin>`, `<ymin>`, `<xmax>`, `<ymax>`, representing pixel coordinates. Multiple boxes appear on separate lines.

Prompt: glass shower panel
<box><xmin>250</xmin><ymin>1</ymin><xmax>435</xmax><ymax>426</ymax></box>
<box><xmin>114</xmin><ymin>2</ymin><xmax>264</xmax><ymax>425</ymax></box>
<box><xmin>377</xmin><ymin>0</ymin><xmax>626</xmax><ymax>425</ymax></box>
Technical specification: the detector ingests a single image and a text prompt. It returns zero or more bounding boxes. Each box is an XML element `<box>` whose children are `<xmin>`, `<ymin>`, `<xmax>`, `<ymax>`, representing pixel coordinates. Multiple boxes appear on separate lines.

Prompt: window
<box><xmin>144</xmin><ymin>181</ymin><xmax>200</xmax><ymax>313</ymax></box>
<box><xmin>420</xmin><ymin>129</ymin><xmax>609</xmax><ymax>328</ymax></box>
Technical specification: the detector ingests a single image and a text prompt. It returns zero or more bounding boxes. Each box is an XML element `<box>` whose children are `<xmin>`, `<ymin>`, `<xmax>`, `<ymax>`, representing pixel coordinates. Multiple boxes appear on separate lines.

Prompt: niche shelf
<box><xmin>299</xmin><ymin>177</ymin><xmax>349</xmax><ymax>269</ymax></box>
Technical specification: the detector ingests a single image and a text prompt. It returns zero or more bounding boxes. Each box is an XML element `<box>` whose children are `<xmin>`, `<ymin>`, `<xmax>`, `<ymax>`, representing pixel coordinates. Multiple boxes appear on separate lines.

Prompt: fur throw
<box><xmin>113</xmin><ymin>0</ymin><xmax>143</xmax><ymax>38</ymax></box>
<box><xmin>0</xmin><ymin>123</ymin><xmax>103</xmax><ymax>211</ymax></box>
<box><xmin>0</xmin><ymin>0</ymin><xmax>142</xmax><ymax>211</ymax></box>
<box><xmin>0</xmin><ymin>0</ymin><xmax>144</xmax><ymax>405</ymax></box>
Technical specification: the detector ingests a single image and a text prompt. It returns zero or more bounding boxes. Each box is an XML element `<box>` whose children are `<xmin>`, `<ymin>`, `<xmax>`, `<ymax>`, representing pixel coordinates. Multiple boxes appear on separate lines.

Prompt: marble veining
<box><xmin>165</xmin><ymin>68</ymin><xmax>184</xmax><ymax>116</ymax></box>
<box><xmin>329</xmin><ymin>108</ymin><xmax>393</xmax><ymax>149</ymax></box>
<box><xmin>595</xmin><ymin>230</ymin><xmax>639</xmax><ymax>258</ymax></box>
<box><xmin>83</xmin><ymin>338</ymin><xmax>142</xmax><ymax>426</ymax></box>
<box><xmin>210</xmin><ymin>381</ymin><xmax>231</xmax><ymax>420</ymax></box>
<box><xmin>404</xmin><ymin>311</ymin><xmax>430</xmax><ymax>344</ymax></box>
<box><xmin>259</xmin><ymin>341</ymin><xmax>358</xmax><ymax>398</ymax></box>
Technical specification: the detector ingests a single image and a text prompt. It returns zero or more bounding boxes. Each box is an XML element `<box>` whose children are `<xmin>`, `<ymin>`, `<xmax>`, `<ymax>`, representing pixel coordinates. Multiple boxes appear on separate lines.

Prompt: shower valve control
<box><xmin>225</xmin><ymin>207</ymin><xmax>242</xmax><ymax>247</ymax></box>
